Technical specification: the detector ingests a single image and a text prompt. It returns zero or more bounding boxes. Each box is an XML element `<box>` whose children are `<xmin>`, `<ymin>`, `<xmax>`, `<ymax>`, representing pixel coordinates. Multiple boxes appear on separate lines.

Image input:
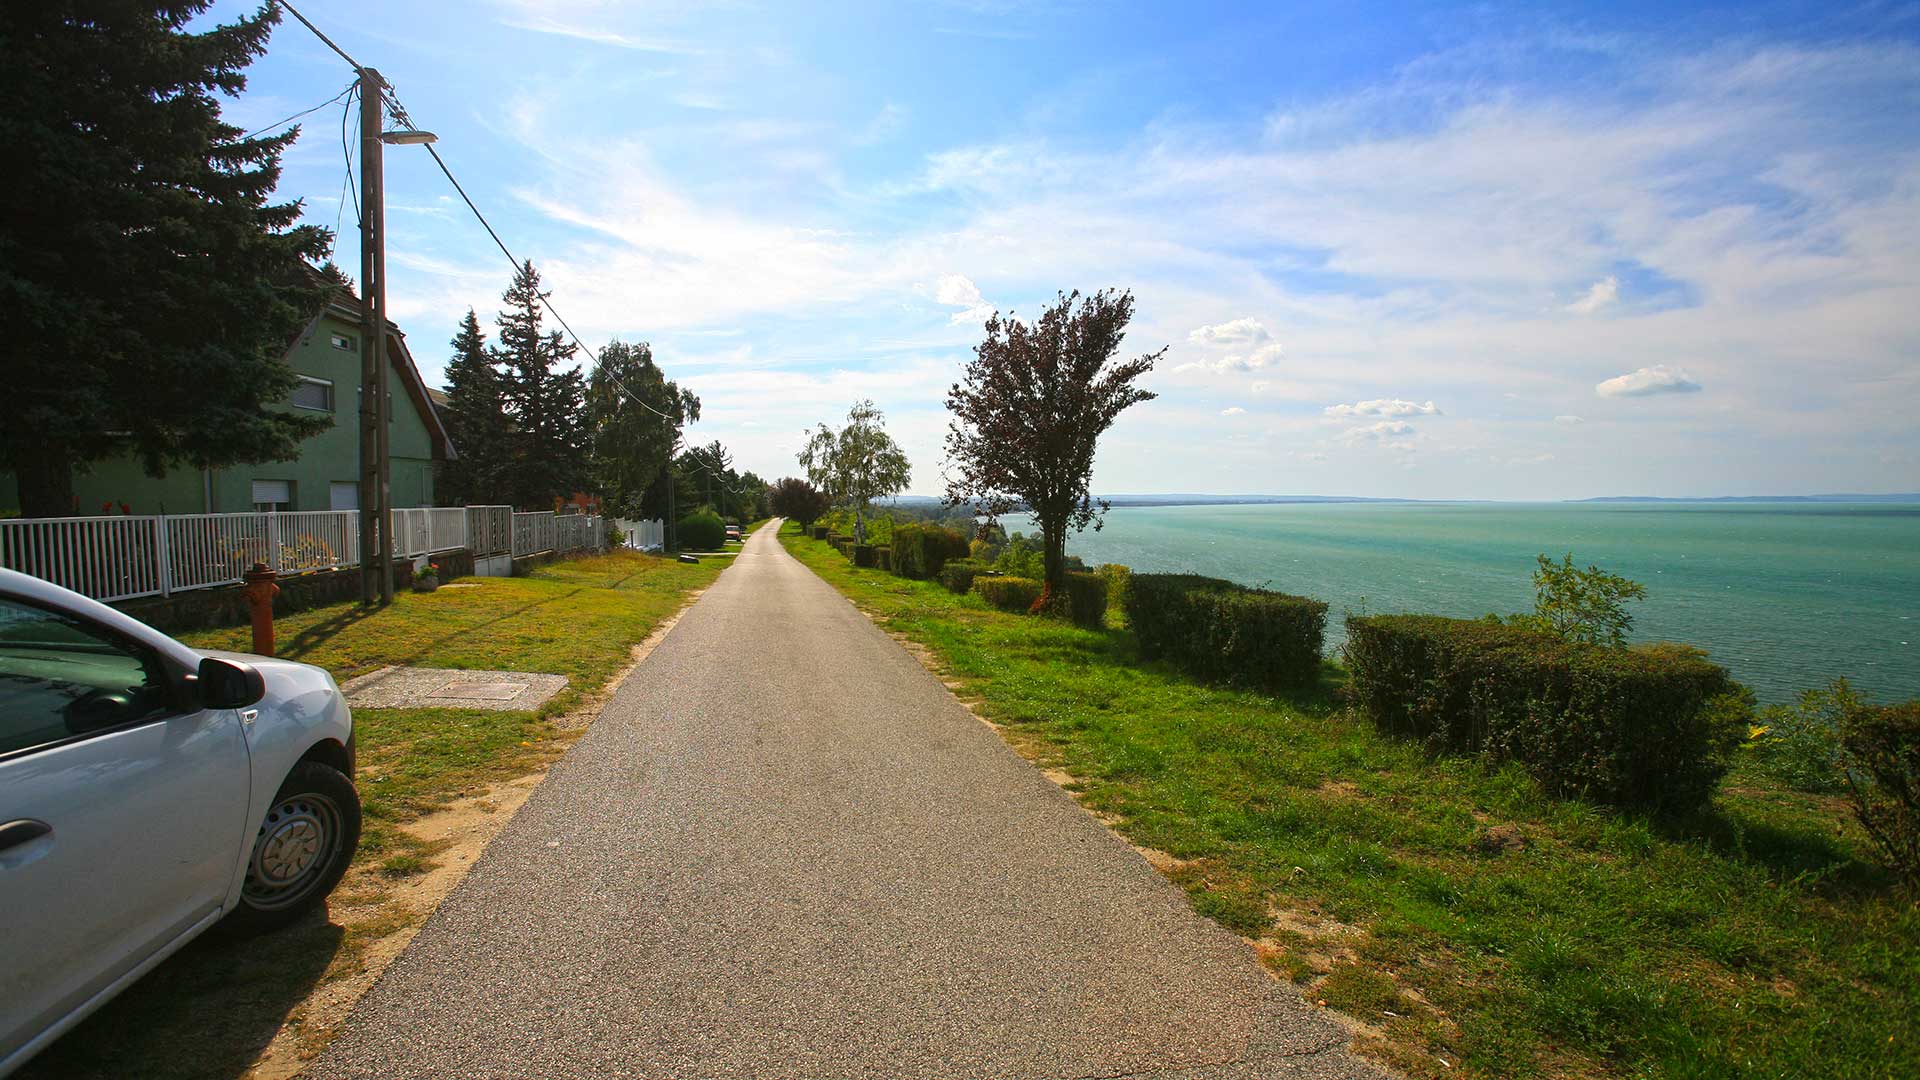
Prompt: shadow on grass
<box><xmin>17</xmin><ymin>914</ymin><xmax>346</xmax><ymax>1080</ymax></box>
<box><xmin>277</xmin><ymin>602</ymin><xmax>380</xmax><ymax>662</ymax></box>
<box><xmin>1656</xmin><ymin>802</ymin><xmax>1896</xmax><ymax>898</ymax></box>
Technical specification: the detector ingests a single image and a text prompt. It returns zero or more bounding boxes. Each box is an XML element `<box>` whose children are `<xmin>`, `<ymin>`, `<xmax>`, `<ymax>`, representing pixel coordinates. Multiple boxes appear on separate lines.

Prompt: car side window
<box><xmin>0</xmin><ymin>596</ymin><xmax>175</xmax><ymax>757</ymax></box>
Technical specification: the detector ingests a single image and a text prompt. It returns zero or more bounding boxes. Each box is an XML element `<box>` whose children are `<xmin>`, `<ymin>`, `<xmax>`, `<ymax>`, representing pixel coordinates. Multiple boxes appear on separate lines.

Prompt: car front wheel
<box><xmin>228</xmin><ymin>760</ymin><xmax>361</xmax><ymax>934</ymax></box>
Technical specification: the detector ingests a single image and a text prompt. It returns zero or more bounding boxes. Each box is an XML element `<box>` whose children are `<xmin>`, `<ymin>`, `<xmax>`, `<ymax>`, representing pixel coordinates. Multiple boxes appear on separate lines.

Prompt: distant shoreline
<box><xmin>878</xmin><ymin>493</ymin><xmax>1920</xmax><ymax>510</ymax></box>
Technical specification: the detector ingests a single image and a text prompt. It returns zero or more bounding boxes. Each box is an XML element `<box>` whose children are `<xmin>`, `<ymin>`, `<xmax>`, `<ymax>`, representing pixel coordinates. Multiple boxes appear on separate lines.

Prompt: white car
<box><xmin>0</xmin><ymin>567</ymin><xmax>359</xmax><ymax>1076</ymax></box>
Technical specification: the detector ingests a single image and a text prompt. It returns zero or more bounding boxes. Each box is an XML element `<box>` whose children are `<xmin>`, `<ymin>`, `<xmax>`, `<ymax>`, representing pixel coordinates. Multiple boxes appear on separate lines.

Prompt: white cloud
<box><xmin>1323</xmin><ymin>399</ymin><xmax>1442</xmax><ymax>418</ymax></box>
<box><xmin>1188</xmin><ymin>317</ymin><xmax>1272</xmax><ymax>347</ymax></box>
<box><xmin>1220</xmin><ymin>406</ymin><xmax>1246</xmax><ymax>416</ymax></box>
<box><xmin>1567</xmin><ymin>275</ymin><xmax>1620</xmax><ymax>315</ymax></box>
<box><xmin>933</xmin><ymin>274</ymin><xmax>994</xmax><ymax>324</ymax></box>
<box><xmin>1595</xmin><ymin>365</ymin><xmax>1703</xmax><ymax>397</ymax></box>
<box><xmin>1174</xmin><ymin>342</ymin><xmax>1284</xmax><ymax>374</ymax></box>
<box><xmin>1342</xmin><ymin>420</ymin><xmax>1416</xmax><ymax>442</ymax></box>
<box><xmin>1555</xmin><ymin>414</ymin><xmax>1585</xmax><ymax>424</ymax></box>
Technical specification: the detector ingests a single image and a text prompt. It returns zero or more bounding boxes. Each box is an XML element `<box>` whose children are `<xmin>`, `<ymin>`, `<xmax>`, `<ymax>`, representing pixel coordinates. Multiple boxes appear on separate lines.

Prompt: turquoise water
<box><xmin>1008</xmin><ymin>502</ymin><xmax>1920</xmax><ymax>703</ymax></box>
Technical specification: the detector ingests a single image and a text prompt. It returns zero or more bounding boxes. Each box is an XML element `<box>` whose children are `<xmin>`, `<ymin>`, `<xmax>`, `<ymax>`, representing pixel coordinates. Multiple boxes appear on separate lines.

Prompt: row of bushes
<box><xmin>1343</xmin><ymin>614</ymin><xmax>1746</xmax><ymax>810</ymax></box>
<box><xmin>797</xmin><ymin>522</ymin><xmax>1916</xmax><ymax>859</ymax></box>
<box><xmin>1125</xmin><ymin>574</ymin><xmax>1329</xmax><ymax>693</ymax></box>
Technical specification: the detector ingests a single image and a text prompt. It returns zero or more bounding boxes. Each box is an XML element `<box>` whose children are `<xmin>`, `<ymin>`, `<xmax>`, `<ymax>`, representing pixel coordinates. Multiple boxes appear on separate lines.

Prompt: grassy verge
<box><xmin>779</xmin><ymin>522</ymin><xmax>1918</xmax><ymax>1079</ymax></box>
<box><xmin>20</xmin><ymin>549</ymin><xmax>722</xmax><ymax>1080</ymax></box>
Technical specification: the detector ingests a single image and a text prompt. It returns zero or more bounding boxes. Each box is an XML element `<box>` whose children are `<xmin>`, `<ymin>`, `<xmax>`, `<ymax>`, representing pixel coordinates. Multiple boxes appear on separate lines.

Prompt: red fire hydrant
<box><xmin>242</xmin><ymin>562</ymin><xmax>280</xmax><ymax>657</ymax></box>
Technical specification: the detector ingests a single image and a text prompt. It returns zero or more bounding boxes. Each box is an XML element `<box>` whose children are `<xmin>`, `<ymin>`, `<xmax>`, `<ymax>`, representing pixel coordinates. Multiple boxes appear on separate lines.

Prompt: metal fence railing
<box><xmin>467</xmin><ymin>505</ymin><xmax>513</xmax><ymax>557</ymax></box>
<box><xmin>0</xmin><ymin>503</ymin><xmax>605</xmax><ymax>605</ymax></box>
<box><xmin>510</xmin><ymin>512</ymin><xmax>607</xmax><ymax>558</ymax></box>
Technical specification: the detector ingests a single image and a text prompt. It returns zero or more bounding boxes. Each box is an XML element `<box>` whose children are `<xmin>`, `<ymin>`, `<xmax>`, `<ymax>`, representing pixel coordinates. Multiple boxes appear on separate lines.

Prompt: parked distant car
<box><xmin>0</xmin><ymin>567</ymin><xmax>359</xmax><ymax>1076</ymax></box>
<box><xmin>725</xmin><ymin>524</ymin><xmax>743</xmax><ymax>544</ymax></box>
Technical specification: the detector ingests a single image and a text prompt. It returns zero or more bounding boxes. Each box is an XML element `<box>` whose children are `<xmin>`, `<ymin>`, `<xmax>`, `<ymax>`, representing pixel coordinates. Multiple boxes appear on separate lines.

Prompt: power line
<box><xmin>274</xmin><ymin>0</ymin><xmax>682</xmax><ymax>425</ymax></box>
<box><xmin>238</xmin><ymin>79</ymin><xmax>355</xmax><ymax>142</ymax></box>
<box><xmin>275</xmin><ymin>0</ymin><xmax>364</xmax><ymax>71</ymax></box>
<box><xmin>338</xmin><ymin>82</ymin><xmax>360</xmax><ymax>227</ymax></box>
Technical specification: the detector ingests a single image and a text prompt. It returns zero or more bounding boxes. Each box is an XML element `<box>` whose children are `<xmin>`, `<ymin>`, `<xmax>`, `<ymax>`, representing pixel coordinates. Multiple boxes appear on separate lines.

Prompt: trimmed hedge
<box><xmin>873</xmin><ymin>545</ymin><xmax>892</xmax><ymax>572</ymax></box>
<box><xmin>1124</xmin><ymin>574</ymin><xmax>1328</xmax><ymax>692</ymax></box>
<box><xmin>677</xmin><ymin>510</ymin><xmax>726</xmax><ymax>551</ymax></box>
<box><xmin>852</xmin><ymin>543</ymin><xmax>876</xmax><ymax>568</ymax></box>
<box><xmin>1343</xmin><ymin>614</ymin><xmax>1746</xmax><ymax>810</ymax></box>
<box><xmin>811</xmin><ymin>525</ymin><xmax>829</xmax><ymax>540</ymax></box>
<box><xmin>974</xmin><ymin>576</ymin><xmax>1043</xmax><ymax>612</ymax></box>
<box><xmin>890</xmin><ymin>523</ymin><xmax>971</xmax><ymax>579</ymax></box>
<box><xmin>939</xmin><ymin>559</ymin><xmax>990</xmax><ymax>595</ymax></box>
<box><xmin>1063</xmin><ymin>572</ymin><xmax>1108</xmax><ymax>629</ymax></box>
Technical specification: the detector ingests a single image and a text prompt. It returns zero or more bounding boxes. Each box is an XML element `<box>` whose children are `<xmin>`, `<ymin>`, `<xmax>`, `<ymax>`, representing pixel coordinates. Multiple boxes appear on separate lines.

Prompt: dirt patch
<box><xmin>243</xmin><ymin>770</ymin><xmax>549</xmax><ymax>1079</ymax></box>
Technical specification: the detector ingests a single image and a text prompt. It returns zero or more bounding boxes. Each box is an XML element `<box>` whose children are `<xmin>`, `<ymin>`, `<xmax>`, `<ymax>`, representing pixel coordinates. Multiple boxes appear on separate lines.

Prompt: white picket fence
<box><xmin>0</xmin><ymin>504</ymin><xmax>587</xmax><ymax>604</ymax></box>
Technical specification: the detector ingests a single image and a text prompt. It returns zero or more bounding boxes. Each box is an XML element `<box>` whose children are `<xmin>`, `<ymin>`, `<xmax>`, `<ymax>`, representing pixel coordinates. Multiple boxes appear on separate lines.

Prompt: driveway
<box><xmin>309</xmin><ymin>522</ymin><xmax>1385</xmax><ymax>1079</ymax></box>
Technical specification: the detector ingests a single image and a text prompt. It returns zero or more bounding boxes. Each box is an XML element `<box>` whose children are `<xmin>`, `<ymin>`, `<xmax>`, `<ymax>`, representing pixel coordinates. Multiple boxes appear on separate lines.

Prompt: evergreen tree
<box><xmin>491</xmin><ymin>262</ymin><xmax>588</xmax><ymax>509</ymax></box>
<box><xmin>439</xmin><ymin>309</ymin><xmax>512</xmax><ymax>505</ymax></box>
<box><xmin>1</xmin><ymin>1</ymin><xmax>333</xmax><ymax>516</ymax></box>
<box><xmin>587</xmin><ymin>341</ymin><xmax>699</xmax><ymax>517</ymax></box>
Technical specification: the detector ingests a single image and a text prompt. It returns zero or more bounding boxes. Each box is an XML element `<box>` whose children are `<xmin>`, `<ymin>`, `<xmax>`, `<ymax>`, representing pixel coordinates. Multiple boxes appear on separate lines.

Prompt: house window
<box><xmin>330</xmin><ymin>333</ymin><xmax>356</xmax><ymax>351</ymax></box>
<box><xmin>290</xmin><ymin>376</ymin><xmax>334</xmax><ymax>412</ymax></box>
<box><xmin>251</xmin><ymin>480</ymin><xmax>292</xmax><ymax>513</ymax></box>
<box><xmin>329</xmin><ymin>482</ymin><xmax>359</xmax><ymax>511</ymax></box>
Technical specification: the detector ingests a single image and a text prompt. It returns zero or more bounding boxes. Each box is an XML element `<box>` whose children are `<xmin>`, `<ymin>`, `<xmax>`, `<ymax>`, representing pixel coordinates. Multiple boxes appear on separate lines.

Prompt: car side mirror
<box><xmin>197</xmin><ymin>656</ymin><xmax>266</xmax><ymax>710</ymax></box>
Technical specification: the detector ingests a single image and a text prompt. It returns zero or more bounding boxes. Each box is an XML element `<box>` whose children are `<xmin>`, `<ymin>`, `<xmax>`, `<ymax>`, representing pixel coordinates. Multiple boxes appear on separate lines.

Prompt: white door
<box><xmin>329</xmin><ymin>482</ymin><xmax>360</xmax><ymax>511</ymax></box>
<box><xmin>0</xmin><ymin>595</ymin><xmax>251</xmax><ymax>1066</ymax></box>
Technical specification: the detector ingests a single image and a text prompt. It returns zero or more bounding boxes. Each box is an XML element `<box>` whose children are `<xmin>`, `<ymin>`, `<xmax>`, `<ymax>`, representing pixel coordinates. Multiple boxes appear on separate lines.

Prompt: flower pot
<box><xmin>412</xmin><ymin>576</ymin><xmax>439</xmax><ymax>593</ymax></box>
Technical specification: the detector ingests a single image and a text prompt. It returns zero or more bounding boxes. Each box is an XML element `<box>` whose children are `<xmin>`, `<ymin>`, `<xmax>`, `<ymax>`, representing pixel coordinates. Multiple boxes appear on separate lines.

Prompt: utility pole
<box><xmin>357</xmin><ymin>67</ymin><xmax>386</xmax><ymax>604</ymax></box>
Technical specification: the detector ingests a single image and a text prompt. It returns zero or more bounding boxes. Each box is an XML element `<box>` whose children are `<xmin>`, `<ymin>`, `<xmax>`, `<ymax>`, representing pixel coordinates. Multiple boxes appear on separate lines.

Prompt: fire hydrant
<box><xmin>242</xmin><ymin>562</ymin><xmax>280</xmax><ymax>657</ymax></box>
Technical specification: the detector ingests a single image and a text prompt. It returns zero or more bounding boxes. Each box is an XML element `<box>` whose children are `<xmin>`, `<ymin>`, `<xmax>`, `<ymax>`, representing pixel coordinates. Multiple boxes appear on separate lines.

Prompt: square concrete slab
<box><xmin>432</xmin><ymin>680</ymin><xmax>526</xmax><ymax>702</ymax></box>
<box><xmin>340</xmin><ymin>666</ymin><xmax>568</xmax><ymax>712</ymax></box>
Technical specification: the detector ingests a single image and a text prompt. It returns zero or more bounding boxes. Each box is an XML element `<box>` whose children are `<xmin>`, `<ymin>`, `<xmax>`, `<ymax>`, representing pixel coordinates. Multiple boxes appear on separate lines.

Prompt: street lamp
<box><xmin>380</xmin><ymin>129</ymin><xmax>437</xmax><ymax>145</ymax></box>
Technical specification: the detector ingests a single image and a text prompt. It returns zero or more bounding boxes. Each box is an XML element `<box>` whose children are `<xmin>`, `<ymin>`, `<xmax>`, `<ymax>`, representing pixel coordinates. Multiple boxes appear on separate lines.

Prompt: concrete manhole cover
<box><xmin>339</xmin><ymin>666</ymin><xmax>568</xmax><ymax>712</ymax></box>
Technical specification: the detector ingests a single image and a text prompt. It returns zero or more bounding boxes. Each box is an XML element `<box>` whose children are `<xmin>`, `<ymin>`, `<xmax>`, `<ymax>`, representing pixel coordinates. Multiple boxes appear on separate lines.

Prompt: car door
<box><xmin>0</xmin><ymin>594</ymin><xmax>252</xmax><ymax>1066</ymax></box>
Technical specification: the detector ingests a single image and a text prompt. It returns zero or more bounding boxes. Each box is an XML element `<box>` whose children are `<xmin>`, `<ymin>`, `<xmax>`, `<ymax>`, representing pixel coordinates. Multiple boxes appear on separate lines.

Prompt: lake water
<box><xmin>1007</xmin><ymin>502</ymin><xmax>1920</xmax><ymax>703</ymax></box>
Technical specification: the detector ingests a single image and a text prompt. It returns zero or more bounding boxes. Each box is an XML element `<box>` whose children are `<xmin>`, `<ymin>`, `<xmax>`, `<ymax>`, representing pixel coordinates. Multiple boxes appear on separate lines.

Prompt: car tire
<box><xmin>227</xmin><ymin>760</ymin><xmax>361</xmax><ymax>935</ymax></box>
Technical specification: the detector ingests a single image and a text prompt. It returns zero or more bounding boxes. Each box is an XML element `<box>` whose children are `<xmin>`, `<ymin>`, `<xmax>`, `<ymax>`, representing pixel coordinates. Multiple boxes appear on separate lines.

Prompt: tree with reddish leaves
<box><xmin>768</xmin><ymin>476</ymin><xmax>831</xmax><ymax>531</ymax></box>
<box><xmin>944</xmin><ymin>289</ymin><xmax>1162</xmax><ymax>610</ymax></box>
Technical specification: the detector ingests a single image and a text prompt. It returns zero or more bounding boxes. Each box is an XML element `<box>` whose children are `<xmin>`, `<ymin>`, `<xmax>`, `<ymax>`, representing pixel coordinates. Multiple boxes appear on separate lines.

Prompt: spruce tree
<box><xmin>439</xmin><ymin>309</ymin><xmax>512</xmax><ymax>505</ymax></box>
<box><xmin>1</xmin><ymin>1</ymin><xmax>332</xmax><ymax>516</ymax></box>
<box><xmin>491</xmin><ymin>262</ymin><xmax>588</xmax><ymax>509</ymax></box>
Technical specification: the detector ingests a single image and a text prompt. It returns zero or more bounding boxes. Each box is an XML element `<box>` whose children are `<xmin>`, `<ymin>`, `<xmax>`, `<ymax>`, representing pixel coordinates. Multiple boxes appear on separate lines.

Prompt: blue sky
<box><xmin>208</xmin><ymin>0</ymin><xmax>1920</xmax><ymax>498</ymax></box>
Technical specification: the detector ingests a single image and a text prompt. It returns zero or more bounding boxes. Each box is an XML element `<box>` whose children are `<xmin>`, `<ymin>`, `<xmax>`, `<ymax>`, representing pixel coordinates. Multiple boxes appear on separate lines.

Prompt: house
<box><xmin>0</xmin><ymin>286</ymin><xmax>455</xmax><ymax>516</ymax></box>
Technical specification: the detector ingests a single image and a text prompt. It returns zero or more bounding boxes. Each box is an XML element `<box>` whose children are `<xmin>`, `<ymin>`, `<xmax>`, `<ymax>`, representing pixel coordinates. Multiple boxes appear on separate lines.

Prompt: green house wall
<box><xmin>2</xmin><ymin>307</ymin><xmax>441</xmax><ymax>517</ymax></box>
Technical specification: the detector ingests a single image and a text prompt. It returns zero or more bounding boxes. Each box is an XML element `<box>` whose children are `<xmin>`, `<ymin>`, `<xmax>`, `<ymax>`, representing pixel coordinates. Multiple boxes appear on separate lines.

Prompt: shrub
<box><xmin>1838</xmin><ymin>698</ymin><xmax>1920</xmax><ymax>888</ymax></box>
<box><xmin>676</xmin><ymin>510</ymin><xmax>725</xmax><ymax>551</ymax></box>
<box><xmin>852</xmin><ymin>543</ymin><xmax>877</xmax><ymax>568</ymax></box>
<box><xmin>1095</xmin><ymin>563</ymin><xmax>1132</xmax><ymax>615</ymax></box>
<box><xmin>891</xmin><ymin>522</ymin><xmax>971</xmax><ymax>579</ymax></box>
<box><xmin>1063</xmin><ymin>571</ymin><xmax>1109</xmax><ymax>629</ymax></box>
<box><xmin>974</xmin><ymin>576</ymin><xmax>1043</xmax><ymax>613</ymax></box>
<box><xmin>939</xmin><ymin>559</ymin><xmax>989</xmax><ymax>595</ymax></box>
<box><xmin>1748</xmin><ymin>680</ymin><xmax>1859</xmax><ymax>793</ymax></box>
<box><xmin>873</xmin><ymin>545</ymin><xmax>892</xmax><ymax>572</ymax></box>
<box><xmin>1125</xmin><ymin>574</ymin><xmax>1328</xmax><ymax>693</ymax></box>
<box><xmin>1343</xmin><ymin>615</ymin><xmax>1748</xmax><ymax>811</ymax></box>
<box><xmin>811</xmin><ymin>525</ymin><xmax>829</xmax><ymax>540</ymax></box>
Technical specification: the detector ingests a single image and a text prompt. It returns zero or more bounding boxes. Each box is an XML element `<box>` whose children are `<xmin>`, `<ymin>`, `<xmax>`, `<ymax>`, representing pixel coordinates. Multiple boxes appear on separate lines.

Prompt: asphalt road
<box><xmin>310</xmin><ymin>523</ymin><xmax>1388</xmax><ymax>1079</ymax></box>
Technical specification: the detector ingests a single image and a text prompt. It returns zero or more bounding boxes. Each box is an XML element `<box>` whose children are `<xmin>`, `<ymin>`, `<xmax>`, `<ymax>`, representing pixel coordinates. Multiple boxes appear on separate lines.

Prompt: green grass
<box><xmin>781</xmin><ymin>521</ymin><xmax>1919</xmax><ymax>1080</ymax></box>
<box><xmin>18</xmin><ymin>549</ymin><xmax>722</xmax><ymax>1080</ymax></box>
